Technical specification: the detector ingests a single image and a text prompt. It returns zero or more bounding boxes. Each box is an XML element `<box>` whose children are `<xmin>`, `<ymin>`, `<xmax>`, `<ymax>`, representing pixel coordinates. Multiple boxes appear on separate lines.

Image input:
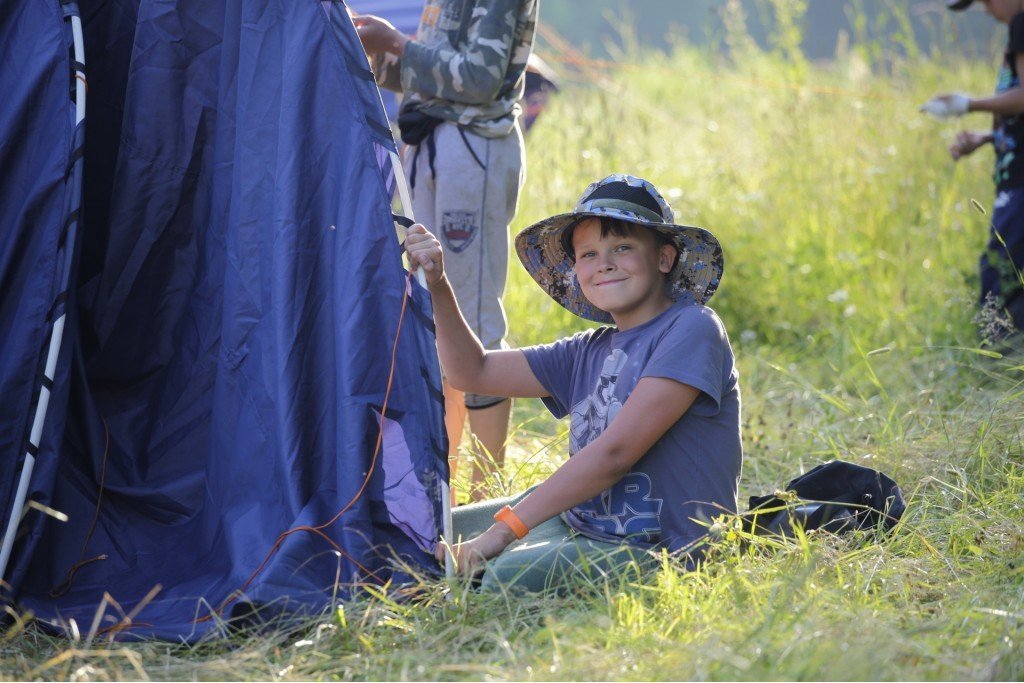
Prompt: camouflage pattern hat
<box><xmin>514</xmin><ymin>174</ymin><xmax>724</xmax><ymax>324</ymax></box>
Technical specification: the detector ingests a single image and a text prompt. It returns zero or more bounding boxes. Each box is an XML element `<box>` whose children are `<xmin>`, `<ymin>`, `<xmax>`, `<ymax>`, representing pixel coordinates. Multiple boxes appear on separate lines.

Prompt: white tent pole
<box><xmin>387</xmin><ymin>149</ymin><xmax>455</xmax><ymax>580</ymax></box>
<box><xmin>0</xmin><ymin>319</ymin><xmax>63</xmax><ymax>581</ymax></box>
<box><xmin>0</xmin><ymin>12</ymin><xmax>85</xmax><ymax>587</ymax></box>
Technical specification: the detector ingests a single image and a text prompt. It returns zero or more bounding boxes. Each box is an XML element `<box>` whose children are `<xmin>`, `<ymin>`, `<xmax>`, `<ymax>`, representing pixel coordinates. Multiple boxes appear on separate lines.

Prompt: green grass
<box><xmin>6</xmin><ymin>11</ymin><xmax>1024</xmax><ymax>681</ymax></box>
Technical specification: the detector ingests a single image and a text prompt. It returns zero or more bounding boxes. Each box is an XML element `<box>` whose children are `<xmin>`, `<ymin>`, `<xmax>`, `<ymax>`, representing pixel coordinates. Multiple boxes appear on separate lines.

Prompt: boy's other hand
<box><xmin>950</xmin><ymin>130</ymin><xmax>989</xmax><ymax>160</ymax></box>
<box><xmin>353</xmin><ymin>15</ymin><xmax>409</xmax><ymax>57</ymax></box>
<box><xmin>434</xmin><ymin>523</ymin><xmax>517</xmax><ymax>577</ymax></box>
<box><xmin>405</xmin><ymin>224</ymin><xmax>445</xmax><ymax>287</ymax></box>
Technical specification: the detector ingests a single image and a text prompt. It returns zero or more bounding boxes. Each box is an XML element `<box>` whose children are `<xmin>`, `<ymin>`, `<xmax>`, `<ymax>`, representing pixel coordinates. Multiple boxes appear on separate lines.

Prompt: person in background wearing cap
<box><xmin>354</xmin><ymin>1</ymin><xmax>537</xmax><ymax>501</ymax></box>
<box><xmin>922</xmin><ymin>0</ymin><xmax>1024</xmax><ymax>346</ymax></box>
<box><xmin>405</xmin><ymin>175</ymin><xmax>742</xmax><ymax>588</ymax></box>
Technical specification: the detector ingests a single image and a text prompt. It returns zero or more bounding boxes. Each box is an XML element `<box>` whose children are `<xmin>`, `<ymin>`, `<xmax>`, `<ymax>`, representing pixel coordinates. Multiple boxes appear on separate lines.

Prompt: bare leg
<box><xmin>466</xmin><ymin>398</ymin><xmax>512</xmax><ymax>501</ymax></box>
<box><xmin>443</xmin><ymin>379</ymin><xmax>467</xmax><ymax>506</ymax></box>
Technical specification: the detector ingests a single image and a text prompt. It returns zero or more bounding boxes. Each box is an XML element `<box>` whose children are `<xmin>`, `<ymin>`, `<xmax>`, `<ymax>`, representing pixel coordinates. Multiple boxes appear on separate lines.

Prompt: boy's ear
<box><xmin>658</xmin><ymin>244</ymin><xmax>677</xmax><ymax>274</ymax></box>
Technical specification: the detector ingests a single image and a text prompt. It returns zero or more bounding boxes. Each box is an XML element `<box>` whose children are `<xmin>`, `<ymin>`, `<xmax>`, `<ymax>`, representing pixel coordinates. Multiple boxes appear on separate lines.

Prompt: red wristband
<box><xmin>493</xmin><ymin>505</ymin><xmax>528</xmax><ymax>539</ymax></box>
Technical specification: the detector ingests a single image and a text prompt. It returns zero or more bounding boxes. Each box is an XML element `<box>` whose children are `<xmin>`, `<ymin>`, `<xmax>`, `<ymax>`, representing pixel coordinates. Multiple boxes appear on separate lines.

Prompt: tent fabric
<box><xmin>0</xmin><ymin>0</ymin><xmax>84</xmax><ymax>588</ymax></box>
<box><xmin>1</xmin><ymin>0</ymin><xmax>447</xmax><ymax>640</ymax></box>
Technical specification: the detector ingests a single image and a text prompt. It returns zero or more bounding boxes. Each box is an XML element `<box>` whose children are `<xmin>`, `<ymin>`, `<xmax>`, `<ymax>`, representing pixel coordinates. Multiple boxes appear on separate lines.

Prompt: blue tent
<box><xmin>0</xmin><ymin>0</ymin><xmax>447</xmax><ymax>639</ymax></box>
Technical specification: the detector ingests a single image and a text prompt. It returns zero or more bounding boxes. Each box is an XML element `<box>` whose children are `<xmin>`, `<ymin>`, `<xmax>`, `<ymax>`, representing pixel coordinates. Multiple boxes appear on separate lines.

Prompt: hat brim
<box><xmin>947</xmin><ymin>0</ymin><xmax>974</xmax><ymax>10</ymax></box>
<box><xmin>514</xmin><ymin>210</ymin><xmax>724</xmax><ymax>324</ymax></box>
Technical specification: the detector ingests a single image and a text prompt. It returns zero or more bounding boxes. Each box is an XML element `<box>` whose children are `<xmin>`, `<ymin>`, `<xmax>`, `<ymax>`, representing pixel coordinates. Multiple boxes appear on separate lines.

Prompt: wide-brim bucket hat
<box><xmin>514</xmin><ymin>174</ymin><xmax>724</xmax><ymax>324</ymax></box>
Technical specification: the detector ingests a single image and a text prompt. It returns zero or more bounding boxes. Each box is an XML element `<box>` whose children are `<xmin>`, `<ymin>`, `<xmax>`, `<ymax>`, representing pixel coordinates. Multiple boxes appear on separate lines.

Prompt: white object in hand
<box><xmin>920</xmin><ymin>94</ymin><xmax>970</xmax><ymax>119</ymax></box>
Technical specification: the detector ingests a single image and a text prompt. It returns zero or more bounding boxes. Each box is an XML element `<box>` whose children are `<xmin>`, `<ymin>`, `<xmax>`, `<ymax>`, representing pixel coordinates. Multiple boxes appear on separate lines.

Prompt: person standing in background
<box><xmin>354</xmin><ymin>0</ymin><xmax>538</xmax><ymax>499</ymax></box>
<box><xmin>923</xmin><ymin>0</ymin><xmax>1024</xmax><ymax>348</ymax></box>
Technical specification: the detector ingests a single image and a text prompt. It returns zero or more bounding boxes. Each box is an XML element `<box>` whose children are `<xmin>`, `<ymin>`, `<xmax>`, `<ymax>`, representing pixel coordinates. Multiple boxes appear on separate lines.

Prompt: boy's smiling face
<box><xmin>571</xmin><ymin>218</ymin><xmax>678</xmax><ymax>330</ymax></box>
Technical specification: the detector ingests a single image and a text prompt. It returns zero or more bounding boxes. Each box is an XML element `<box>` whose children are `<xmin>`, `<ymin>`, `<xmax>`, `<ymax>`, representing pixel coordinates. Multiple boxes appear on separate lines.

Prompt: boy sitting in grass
<box><xmin>405</xmin><ymin>175</ymin><xmax>742</xmax><ymax>588</ymax></box>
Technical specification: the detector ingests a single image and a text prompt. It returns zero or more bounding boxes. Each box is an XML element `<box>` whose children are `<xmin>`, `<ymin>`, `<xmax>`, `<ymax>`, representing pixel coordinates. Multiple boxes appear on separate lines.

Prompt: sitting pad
<box><xmin>451</xmin><ymin>489</ymin><xmax>659</xmax><ymax>592</ymax></box>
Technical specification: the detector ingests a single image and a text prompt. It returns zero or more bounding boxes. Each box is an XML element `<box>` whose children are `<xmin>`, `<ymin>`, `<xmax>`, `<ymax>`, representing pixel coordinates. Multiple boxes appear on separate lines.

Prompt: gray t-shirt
<box><xmin>521</xmin><ymin>303</ymin><xmax>742</xmax><ymax>554</ymax></box>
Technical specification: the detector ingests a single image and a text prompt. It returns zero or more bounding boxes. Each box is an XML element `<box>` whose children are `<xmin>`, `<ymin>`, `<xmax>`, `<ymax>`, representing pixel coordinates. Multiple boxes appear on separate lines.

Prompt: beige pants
<box><xmin>406</xmin><ymin>121</ymin><xmax>525</xmax><ymax>408</ymax></box>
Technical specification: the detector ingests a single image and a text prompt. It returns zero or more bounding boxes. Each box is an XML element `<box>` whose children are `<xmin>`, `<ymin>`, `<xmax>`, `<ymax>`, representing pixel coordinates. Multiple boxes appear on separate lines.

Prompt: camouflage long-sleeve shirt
<box><xmin>373</xmin><ymin>0</ymin><xmax>538</xmax><ymax>139</ymax></box>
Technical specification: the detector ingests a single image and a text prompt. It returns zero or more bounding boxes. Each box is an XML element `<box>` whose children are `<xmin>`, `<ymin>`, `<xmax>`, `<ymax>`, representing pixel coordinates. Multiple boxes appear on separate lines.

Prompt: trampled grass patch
<box><xmin>5</xmin><ymin>8</ymin><xmax>1024</xmax><ymax>682</ymax></box>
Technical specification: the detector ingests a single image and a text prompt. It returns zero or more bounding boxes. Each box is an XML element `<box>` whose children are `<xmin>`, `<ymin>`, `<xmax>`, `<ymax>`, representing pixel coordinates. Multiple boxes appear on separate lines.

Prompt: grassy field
<box><xmin>5</xmin><ymin>8</ymin><xmax>1024</xmax><ymax>682</ymax></box>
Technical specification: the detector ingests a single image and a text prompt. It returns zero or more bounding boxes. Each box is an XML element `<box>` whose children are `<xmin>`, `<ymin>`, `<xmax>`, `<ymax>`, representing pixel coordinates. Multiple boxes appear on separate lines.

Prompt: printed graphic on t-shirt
<box><xmin>419</xmin><ymin>0</ymin><xmax>440</xmax><ymax>31</ymax></box>
<box><xmin>567</xmin><ymin>348</ymin><xmax>665</xmax><ymax>543</ymax></box>
<box><xmin>417</xmin><ymin>0</ymin><xmax>461</xmax><ymax>34</ymax></box>
<box><xmin>569</xmin><ymin>349</ymin><xmax>626</xmax><ymax>454</ymax></box>
<box><xmin>573</xmin><ymin>472</ymin><xmax>664</xmax><ymax>541</ymax></box>
<box><xmin>440</xmin><ymin>210</ymin><xmax>478</xmax><ymax>253</ymax></box>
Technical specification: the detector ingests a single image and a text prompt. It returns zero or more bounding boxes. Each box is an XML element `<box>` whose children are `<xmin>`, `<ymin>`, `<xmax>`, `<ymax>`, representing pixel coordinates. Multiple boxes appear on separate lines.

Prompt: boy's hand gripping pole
<box><xmin>388</xmin><ymin>150</ymin><xmax>455</xmax><ymax>580</ymax></box>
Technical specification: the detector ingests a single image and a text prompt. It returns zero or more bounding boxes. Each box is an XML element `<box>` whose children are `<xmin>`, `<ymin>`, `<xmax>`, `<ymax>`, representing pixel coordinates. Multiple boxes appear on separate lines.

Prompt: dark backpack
<box><xmin>743</xmin><ymin>460</ymin><xmax>906</xmax><ymax>537</ymax></box>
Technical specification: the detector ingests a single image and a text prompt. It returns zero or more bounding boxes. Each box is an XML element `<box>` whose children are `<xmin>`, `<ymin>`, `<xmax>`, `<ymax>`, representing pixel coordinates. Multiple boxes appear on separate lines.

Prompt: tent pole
<box><xmin>388</xmin><ymin>149</ymin><xmax>455</xmax><ymax>580</ymax></box>
<box><xmin>0</xmin><ymin>11</ymin><xmax>86</xmax><ymax>588</ymax></box>
<box><xmin>0</xmin><ymin>316</ymin><xmax>65</xmax><ymax>581</ymax></box>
